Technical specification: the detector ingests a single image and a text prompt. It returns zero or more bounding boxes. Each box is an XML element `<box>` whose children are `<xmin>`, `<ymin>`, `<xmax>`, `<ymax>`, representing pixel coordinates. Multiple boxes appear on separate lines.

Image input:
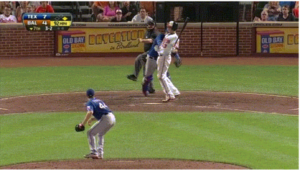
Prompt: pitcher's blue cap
<box><xmin>86</xmin><ymin>89</ymin><xmax>95</xmax><ymax>97</ymax></box>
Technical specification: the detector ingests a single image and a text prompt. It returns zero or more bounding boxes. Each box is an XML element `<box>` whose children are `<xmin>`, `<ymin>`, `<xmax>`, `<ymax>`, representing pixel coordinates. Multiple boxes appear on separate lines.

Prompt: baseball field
<box><xmin>0</xmin><ymin>57</ymin><xmax>298</xmax><ymax>169</ymax></box>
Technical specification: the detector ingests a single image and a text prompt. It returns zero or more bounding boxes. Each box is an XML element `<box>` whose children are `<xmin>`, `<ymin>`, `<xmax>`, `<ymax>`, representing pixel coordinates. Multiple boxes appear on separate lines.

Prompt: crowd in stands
<box><xmin>91</xmin><ymin>1</ymin><xmax>154</xmax><ymax>23</ymax></box>
<box><xmin>0</xmin><ymin>1</ymin><xmax>54</xmax><ymax>23</ymax></box>
<box><xmin>1</xmin><ymin>1</ymin><xmax>298</xmax><ymax>23</ymax></box>
<box><xmin>0</xmin><ymin>1</ymin><xmax>155</xmax><ymax>23</ymax></box>
<box><xmin>253</xmin><ymin>1</ymin><xmax>298</xmax><ymax>22</ymax></box>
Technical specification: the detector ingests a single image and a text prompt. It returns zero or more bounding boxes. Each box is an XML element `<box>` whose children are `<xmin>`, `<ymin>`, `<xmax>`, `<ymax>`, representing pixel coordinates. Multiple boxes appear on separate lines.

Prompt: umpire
<box><xmin>127</xmin><ymin>20</ymin><xmax>158</xmax><ymax>93</ymax></box>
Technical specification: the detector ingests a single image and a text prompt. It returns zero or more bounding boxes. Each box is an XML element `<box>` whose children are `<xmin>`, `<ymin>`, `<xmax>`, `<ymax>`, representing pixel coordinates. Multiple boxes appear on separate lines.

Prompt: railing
<box><xmin>75</xmin><ymin>1</ymin><xmax>82</xmax><ymax>22</ymax></box>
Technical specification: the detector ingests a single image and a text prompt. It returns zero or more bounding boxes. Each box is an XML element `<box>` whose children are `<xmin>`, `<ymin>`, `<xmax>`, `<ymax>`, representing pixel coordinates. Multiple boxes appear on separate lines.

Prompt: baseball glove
<box><xmin>174</xmin><ymin>58</ymin><xmax>182</xmax><ymax>68</ymax></box>
<box><xmin>75</xmin><ymin>124</ymin><xmax>85</xmax><ymax>132</ymax></box>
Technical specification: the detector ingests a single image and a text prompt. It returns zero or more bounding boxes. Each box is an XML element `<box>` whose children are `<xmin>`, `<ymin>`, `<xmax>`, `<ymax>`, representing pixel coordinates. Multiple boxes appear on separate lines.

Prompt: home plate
<box><xmin>143</xmin><ymin>103</ymin><xmax>162</xmax><ymax>105</ymax></box>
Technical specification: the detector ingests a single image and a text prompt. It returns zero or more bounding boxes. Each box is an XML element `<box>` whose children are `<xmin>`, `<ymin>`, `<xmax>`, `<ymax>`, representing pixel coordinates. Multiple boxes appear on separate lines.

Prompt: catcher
<box><xmin>142</xmin><ymin>31</ymin><xmax>182</xmax><ymax>97</ymax></box>
<box><xmin>75</xmin><ymin>89</ymin><xmax>116</xmax><ymax>159</ymax></box>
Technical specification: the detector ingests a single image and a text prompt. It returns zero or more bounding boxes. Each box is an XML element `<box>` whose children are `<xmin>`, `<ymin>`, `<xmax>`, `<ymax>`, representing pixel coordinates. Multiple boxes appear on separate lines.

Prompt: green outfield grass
<box><xmin>0</xmin><ymin>112</ymin><xmax>298</xmax><ymax>169</ymax></box>
<box><xmin>0</xmin><ymin>65</ymin><xmax>298</xmax><ymax>169</ymax></box>
<box><xmin>0</xmin><ymin>65</ymin><xmax>298</xmax><ymax>97</ymax></box>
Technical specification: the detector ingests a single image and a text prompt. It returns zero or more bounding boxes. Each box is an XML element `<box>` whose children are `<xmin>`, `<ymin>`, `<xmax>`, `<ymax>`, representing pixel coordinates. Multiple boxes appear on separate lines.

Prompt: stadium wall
<box><xmin>0</xmin><ymin>22</ymin><xmax>298</xmax><ymax>57</ymax></box>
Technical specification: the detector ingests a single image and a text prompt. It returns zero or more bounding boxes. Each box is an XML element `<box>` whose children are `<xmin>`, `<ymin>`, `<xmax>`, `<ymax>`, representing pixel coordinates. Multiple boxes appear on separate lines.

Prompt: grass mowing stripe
<box><xmin>0</xmin><ymin>112</ymin><xmax>297</xmax><ymax>169</ymax></box>
<box><xmin>0</xmin><ymin>65</ymin><xmax>298</xmax><ymax>97</ymax></box>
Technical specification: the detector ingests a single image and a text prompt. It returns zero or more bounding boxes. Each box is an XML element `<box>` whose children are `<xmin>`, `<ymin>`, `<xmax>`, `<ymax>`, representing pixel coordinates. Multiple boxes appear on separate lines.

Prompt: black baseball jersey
<box><xmin>144</xmin><ymin>29</ymin><xmax>159</xmax><ymax>52</ymax></box>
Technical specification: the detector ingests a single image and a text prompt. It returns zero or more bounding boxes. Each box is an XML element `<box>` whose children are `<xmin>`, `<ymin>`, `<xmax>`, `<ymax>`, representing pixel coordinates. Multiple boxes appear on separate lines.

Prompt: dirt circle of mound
<box><xmin>0</xmin><ymin>91</ymin><xmax>298</xmax><ymax>115</ymax></box>
<box><xmin>0</xmin><ymin>91</ymin><xmax>297</xmax><ymax>169</ymax></box>
<box><xmin>0</xmin><ymin>159</ymin><xmax>248</xmax><ymax>169</ymax></box>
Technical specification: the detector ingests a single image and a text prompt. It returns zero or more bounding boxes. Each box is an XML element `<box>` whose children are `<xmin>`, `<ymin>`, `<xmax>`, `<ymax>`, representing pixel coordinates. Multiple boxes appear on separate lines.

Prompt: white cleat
<box><xmin>162</xmin><ymin>95</ymin><xmax>175</xmax><ymax>103</ymax></box>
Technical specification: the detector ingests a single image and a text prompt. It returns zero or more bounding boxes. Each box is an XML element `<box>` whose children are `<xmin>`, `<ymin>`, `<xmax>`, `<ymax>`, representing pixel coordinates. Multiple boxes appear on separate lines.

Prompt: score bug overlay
<box><xmin>22</xmin><ymin>13</ymin><xmax>72</xmax><ymax>31</ymax></box>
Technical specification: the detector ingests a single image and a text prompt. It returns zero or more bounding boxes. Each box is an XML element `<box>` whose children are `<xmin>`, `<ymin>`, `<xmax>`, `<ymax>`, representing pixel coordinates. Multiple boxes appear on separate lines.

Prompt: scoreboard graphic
<box><xmin>22</xmin><ymin>13</ymin><xmax>72</xmax><ymax>31</ymax></box>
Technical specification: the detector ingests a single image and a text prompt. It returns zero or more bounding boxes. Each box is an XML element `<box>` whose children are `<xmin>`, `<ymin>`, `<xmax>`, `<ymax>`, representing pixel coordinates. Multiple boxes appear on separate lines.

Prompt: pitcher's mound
<box><xmin>1</xmin><ymin>159</ymin><xmax>248</xmax><ymax>169</ymax></box>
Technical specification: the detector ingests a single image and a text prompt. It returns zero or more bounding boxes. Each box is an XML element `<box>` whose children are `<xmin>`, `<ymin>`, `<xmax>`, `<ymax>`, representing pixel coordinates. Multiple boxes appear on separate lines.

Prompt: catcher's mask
<box><xmin>147</xmin><ymin>20</ymin><xmax>155</xmax><ymax>30</ymax></box>
<box><xmin>167</xmin><ymin>21</ymin><xmax>178</xmax><ymax>31</ymax></box>
<box><xmin>86</xmin><ymin>89</ymin><xmax>94</xmax><ymax>98</ymax></box>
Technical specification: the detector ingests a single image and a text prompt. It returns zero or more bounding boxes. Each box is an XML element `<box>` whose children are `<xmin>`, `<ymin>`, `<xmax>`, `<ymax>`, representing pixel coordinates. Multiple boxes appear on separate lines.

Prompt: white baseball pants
<box><xmin>87</xmin><ymin>112</ymin><xmax>116</xmax><ymax>157</ymax></box>
<box><xmin>157</xmin><ymin>55</ymin><xmax>180</xmax><ymax>98</ymax></box>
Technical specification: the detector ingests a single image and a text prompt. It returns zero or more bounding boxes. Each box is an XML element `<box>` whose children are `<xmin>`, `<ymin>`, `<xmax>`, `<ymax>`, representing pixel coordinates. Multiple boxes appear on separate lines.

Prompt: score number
<box><xmin>45</xmin><ymin>26</ymin><xmax>53</xmax><ymax>31</ymax></box>
<box><xmin>41</xmin><ymin>19</ymin><xmax>52</xmax><ymax>31</ymax></box>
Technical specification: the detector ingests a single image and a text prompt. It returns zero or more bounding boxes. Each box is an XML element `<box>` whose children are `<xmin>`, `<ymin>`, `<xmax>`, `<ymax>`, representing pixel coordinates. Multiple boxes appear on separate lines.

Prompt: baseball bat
<box><xmin>174</xmin><ymin>17</ymin><xmax>189</xmax><ymax>46</ymax></box>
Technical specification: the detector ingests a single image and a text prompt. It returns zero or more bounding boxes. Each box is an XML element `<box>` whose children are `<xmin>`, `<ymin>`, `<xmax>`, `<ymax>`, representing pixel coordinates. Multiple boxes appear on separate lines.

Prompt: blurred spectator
<box><xmin>277</xmin><ymin>5</ymin><xmax>295</xmax><ymax>21</ymax></box>
<box><xmin>26</xmin><ymin>4</ymin><xmax>34</xmax><ymax>13</ymax></box>
<box><xmin>253</xmin><ymin>10</ymin><xmax>269</xmax><ymax>22</ymax></box>
<box><xmin>103</xmin><ymin>1</ymin><xmax>119</xmax><ymax>21</ymax></box>
<box><xmin>132</xmin><ymin>7</ymin><xmax>153</xmax><ymax>23</ymax></box>
<box><xmin>252</xmin><ymin>2</ymin><xmax>268</xmax><ymax>20</ymax></box>
<box><xmin>36</xmin><ymin>1</ymin><xmax>54</xmax><ymax>13</ymax></box>
<box><xmin>139</xmin><ymin>1</ymin><xmax>155</xmax><ymax>18</ymax></box>
<box><xmin>279</xmin><ymin>1</ymin><xmax>295</xmax><ymax>10</ymax></box>
<box><xmin>111</xmin><ymin>9</ymin><xmax>126</xmax><ymax>22</ymax></box>
<box><xmin>28</xmin><ymin>1</ymin><xmax>40</xmax><ymax>11</ymax></box>
<box><xmin>263</xmin><ymin>1</ymin><xmax>281</xmax><ymax>21</ymax></box>
<box><xmin>116</xmin><ymin>1</ymin><xmax>124</xmax><ymax>8</ymax></box>
<box><xmin>292</xmin><ymin>1</ymin><xmax>298</xmax><ymax>19</ymax></box>
<box><xmin>0</xmin><ymin>2</ymin><xmax>5</xmax><ymax>14</ymax></box>
<box><xmin>0</xmin><ymin>1</ymin><xmax>11</xmax><ymax>14</ymax></box>
<box><xmin>16</xmin><ymin>1</ymin><xmax>27</xmax><ymax>22</ymax></box>
<box><xmin>0</xmin><ymin>4</ymin><xmax>17</xmax><ymax>23</ymax></box>
<box><xmin>96</xmin><ymin>13</ymin><xmax>110</xmax><ymax>22</ymax></box>
<box><xmin>121</xmin><ymin>1</ymin><xmax>138</xmax><ymax>21</ymax></box>
<box><xmin>92</xmin><ymin>1</ymin><xmax>108</xmax><ymax>21</ymax></box>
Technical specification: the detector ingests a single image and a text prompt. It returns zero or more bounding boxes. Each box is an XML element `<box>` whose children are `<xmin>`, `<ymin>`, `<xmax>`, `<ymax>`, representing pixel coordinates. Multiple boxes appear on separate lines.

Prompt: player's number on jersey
<box><xmin>161</xmin><ymin>39</ymin><xmax>170</xmax><ymax>48</ymax></box>
<box><xmin>99</xmin><ymin>103</ymin><xmax>108</xmax><ymax>109</ymax></box>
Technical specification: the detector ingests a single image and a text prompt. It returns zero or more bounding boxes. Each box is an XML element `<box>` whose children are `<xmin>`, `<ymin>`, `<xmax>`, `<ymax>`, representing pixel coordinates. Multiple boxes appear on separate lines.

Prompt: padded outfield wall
<box><xmin>0</xmin><ymin>22</ymin><xmax>298</xmax><ymax>57</ymax></box>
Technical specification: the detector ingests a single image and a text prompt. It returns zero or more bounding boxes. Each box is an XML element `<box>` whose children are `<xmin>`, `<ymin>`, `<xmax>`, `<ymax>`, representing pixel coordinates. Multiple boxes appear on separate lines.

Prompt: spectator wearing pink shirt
<box><xmin>0</xmin><ymin>4</ymin><xmax>17</xmax><ymax>23</ymax></box>
<box><xmin>103</xmin><ymin>1</ymin><xmax>119</xmax><ymax>21</ymax></box>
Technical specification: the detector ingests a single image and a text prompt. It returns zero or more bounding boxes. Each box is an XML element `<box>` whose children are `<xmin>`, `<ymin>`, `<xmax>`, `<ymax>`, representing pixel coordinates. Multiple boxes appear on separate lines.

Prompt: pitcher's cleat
<box><xmin>84</xmin><ymin>153</ymin><xmax>101</xmax><ymax>159</ymax></box>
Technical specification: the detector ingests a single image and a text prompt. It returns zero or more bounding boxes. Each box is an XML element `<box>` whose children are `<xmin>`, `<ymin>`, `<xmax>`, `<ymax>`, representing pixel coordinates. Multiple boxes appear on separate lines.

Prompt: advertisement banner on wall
<box><xmin>57</xmin><ymin>27</ymin><xmax>146</xmax><ymax>54</ymax></box>
<box><xmin>256</xmin><ymin>28</ymin><xmax>298</xmax><ymax>53</ymax></box>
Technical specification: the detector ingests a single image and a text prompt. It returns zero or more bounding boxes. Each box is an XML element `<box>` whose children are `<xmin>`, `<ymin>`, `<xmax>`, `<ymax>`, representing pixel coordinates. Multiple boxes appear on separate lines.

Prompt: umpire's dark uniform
<box><xmin>130</xmin><ymin>21</ymin><xmax>159</xmax><ymax>79</ymax></box>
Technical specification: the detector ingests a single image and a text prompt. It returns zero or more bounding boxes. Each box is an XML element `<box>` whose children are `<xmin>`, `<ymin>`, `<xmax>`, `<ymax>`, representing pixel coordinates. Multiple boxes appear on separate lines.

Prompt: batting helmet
<box><xmin>167</xmin><ymin>21</ymin><xmax>178</xmax><ymax>31</ymax></box>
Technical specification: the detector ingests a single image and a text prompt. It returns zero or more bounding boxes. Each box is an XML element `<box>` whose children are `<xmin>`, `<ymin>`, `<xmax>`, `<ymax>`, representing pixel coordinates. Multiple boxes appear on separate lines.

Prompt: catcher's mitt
<box><xmin>174</xmin><ymin>58</ymin><xmax>182</xmax><ymax>68</ymax></box>
<box><xmin>75</xmin><ymin>124</ymin><xmax>85</xmax><ymax>132</ymax></box>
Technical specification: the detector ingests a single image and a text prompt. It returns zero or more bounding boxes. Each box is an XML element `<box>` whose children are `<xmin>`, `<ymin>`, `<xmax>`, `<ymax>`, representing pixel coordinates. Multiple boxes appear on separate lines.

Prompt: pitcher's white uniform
<box><xmin>157</xmin><ymin>32</ymin><xmax>180</xmax><ymax>101</ymax></box>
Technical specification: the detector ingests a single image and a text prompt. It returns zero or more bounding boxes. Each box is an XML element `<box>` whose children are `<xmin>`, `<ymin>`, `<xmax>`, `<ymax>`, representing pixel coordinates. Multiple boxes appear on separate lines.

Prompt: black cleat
<box><xmin>127</xmin><ymin>74</ymin><xmax>137</xmax><ymax>81</ymax></box>
<box><xmin>149</xmin><ymin>87</ymin><xmax>155</xmax><ymax>94</ymax></box>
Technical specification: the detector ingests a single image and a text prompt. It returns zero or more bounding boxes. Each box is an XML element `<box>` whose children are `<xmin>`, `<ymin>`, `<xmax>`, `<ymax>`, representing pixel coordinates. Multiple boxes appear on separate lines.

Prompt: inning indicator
<box><xmin>22</xmin><ymin>13</ymin><xmax>72</xmax><ymax>31</ymax></box>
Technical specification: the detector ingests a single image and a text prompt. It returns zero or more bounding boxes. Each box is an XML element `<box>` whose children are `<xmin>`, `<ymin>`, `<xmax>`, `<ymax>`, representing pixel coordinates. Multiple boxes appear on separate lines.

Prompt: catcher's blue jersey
<box><xmin>86</xmin><ymin>98</ymin><xmax>112</xmax><ymax>120</ymax></box>
<box><xmin>148</xmin><ymin>33</ymin><xmax>165</xmax><ymax>60</ymax></box>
